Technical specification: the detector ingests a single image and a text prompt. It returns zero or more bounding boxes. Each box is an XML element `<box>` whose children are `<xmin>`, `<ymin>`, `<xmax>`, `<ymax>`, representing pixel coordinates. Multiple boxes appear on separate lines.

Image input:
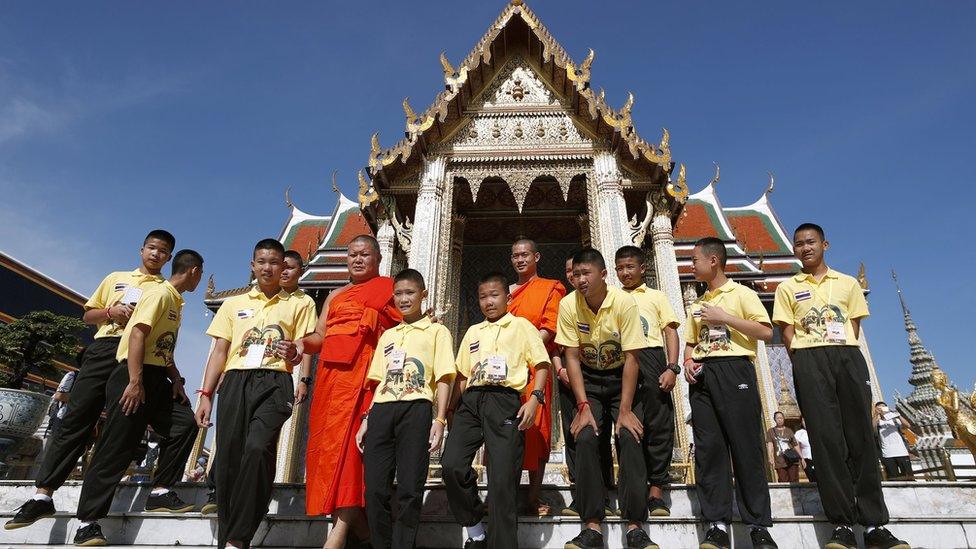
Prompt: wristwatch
<box><xmin>667</xmin><ymin>363</ymin><xmax>681</xmax><ymax>375</ymax></box>
<box><xmin>531</xmin><ymin>389</ymin><xmax>545</xmax><ymax>406</ymax></box>
<box><xmin>299</xmin><ymin>376</ymin><xmax>313</xmax><ymax>385</ymax></box>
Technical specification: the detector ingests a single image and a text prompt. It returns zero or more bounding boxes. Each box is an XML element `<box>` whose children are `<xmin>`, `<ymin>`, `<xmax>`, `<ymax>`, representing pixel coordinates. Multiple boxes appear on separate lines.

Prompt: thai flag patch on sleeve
<box><xmin>794</xmin><ymin>290</ymin><xmax>812</xmax><ymax>302</ymax></box>
<box><xmin>469</xmin><ymin>341</ymin><xmax>480</xmax><ymax>353</ymax></box>
<box><xmin>577</xmin><ymin>323</ymin><xmax>590</xmax><ymax>334</ymax></box>
<box><xmin>384</xmin><ymin>342</ymin><xmax>394</xmax><ymax>356</ymax></box>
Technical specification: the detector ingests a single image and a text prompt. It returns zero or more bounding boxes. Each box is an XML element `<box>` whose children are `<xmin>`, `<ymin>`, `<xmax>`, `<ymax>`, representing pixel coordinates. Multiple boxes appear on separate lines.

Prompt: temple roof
<box><xmin>364</xmin><ymin>0</ymin><xmax>677</xmax><ymax>207</ymax></box>
<box><xmin>280</xmin><ymin>189</ymin><xmax>332</xmax><ymax>262</ymax></box>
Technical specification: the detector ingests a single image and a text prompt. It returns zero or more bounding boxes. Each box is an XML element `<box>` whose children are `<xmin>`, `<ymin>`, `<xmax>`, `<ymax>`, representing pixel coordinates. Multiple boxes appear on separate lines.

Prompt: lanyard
<box><xmin>805</xmin><ymin>277</ymin><xmax>835</xmax><ymax>310</ymax></box>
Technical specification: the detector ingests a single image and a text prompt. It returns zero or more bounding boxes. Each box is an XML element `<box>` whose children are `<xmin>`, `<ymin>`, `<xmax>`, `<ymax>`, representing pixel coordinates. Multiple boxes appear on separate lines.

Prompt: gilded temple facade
<box><xmin>197</xmin><ymin>0</ymin><xmax>886</xmax><ymax>483</ymax></box>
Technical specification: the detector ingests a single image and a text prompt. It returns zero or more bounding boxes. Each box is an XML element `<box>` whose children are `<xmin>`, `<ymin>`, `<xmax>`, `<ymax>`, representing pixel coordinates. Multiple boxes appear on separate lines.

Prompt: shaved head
<box><xmin>349</xmin><ymin>234</ymin><xmax>381</xmax><ymax>255</ymax></box>
<box><xmin>512</xmin><ymin>238</ymin><xmax>537</xmax><ymax>253</ymax></box>
<box><xmin>511</xmin><ymin>238</ymin><xmax>540</xmax><ymax>281</ymax></box>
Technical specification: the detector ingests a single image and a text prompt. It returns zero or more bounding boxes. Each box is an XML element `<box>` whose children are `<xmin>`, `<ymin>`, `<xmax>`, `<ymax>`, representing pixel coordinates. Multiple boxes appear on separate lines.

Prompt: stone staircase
<box><xmin>0</xmin><ymin>481</ymin><xmax>974</xmax><ymax>548</ymax></box>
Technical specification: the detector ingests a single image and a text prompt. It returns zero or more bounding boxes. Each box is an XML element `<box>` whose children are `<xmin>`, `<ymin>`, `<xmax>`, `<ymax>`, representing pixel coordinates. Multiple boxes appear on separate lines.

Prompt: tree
<box><xmin>0</xmin><ymin>311</ymin><xmax>85</xmax><ymax>390</ymax></box>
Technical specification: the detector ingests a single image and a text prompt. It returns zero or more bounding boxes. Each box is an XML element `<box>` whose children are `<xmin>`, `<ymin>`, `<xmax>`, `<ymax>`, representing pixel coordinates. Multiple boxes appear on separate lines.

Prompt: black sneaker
<box><xmin>4</xmin><ymin>498</ymin><xmax>56</xmax><ymax>530</ymax></box>
<box><xmin>825</xmin><ymin>526</ymin><xmax>857</xmax><ymax>549</ymax></box>
<box><xmin>863</xmin><ymin>527</ymin><xmax>910</xmax><ymax>549</ymax></box>
<box><xmin>700</xmin><ymin>526</ymin><xmax>730</xmax><ymax>549</ymax></box>
<box><xmin>750</xmin><ymin>527</ymin><xmax>778</xmax><ymax>549</ymax></box>
<box><xmin>463</xmin><ymin>538</ymin><xmax>487</xmax><ymax>549</ymax></box>
<box><xmin>560</xmin><ymin>499</ymin><xmax>580</xmax><ymax>517</ymax></box>
<box><xmin>565</xmin><ymin>528</ymin><xmax>604</xmax><ymax>549</ymax></box>
<box><xmin>627</xmin><ymin>527</ymin><xmax>660</xmax><ymax>549</ymax></box>
<box><xmin>647</xmin><ymin>496</ymin><xmax>670</xmax><ymax>517</ymax></box>
<box><xmin>200</xmin><ymin>491</ymin><xmax>217</xmax><ymax>514</ymax></box>
<box><xmin>144</xmin><ymin>491</ymin><xmax>194</xmax><ymax>513</ymax></box>
<box><xmin>73</xmin><ymin>522</ymin><xmax>107</xmax><ymax>546</ymax></box>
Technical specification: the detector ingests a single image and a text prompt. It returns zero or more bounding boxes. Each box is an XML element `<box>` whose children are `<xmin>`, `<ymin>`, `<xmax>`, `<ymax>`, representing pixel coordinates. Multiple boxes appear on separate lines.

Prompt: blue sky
<box><xmin>1</xmin><ymin>1</ymin><xmax>974</xmax><ymax>400</ymax></box>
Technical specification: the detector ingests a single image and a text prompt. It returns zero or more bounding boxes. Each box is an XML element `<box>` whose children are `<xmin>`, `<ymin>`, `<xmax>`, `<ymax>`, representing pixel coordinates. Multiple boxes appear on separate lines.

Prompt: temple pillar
<box><xmin>376</xmin><ymin>217</ymin><xmax>396</xmax><ymax>277</ymax></box>
<box><xmin>593</xmin><ymin>151</ymin><xmax>628</xmax><ymax>286</ymax></box>
<box><xmin>754</xmin><ymin>340</ymin><xmax>778</xmax><ymax>429</ymax></box>
<box><xmin>407</xmin><ymin>156</ymin><xmax>447</xmax><ymax>310</ymax></box>
<box><xmin>858</xmin><ymin>327</ymin><xmax>884</xmax><ymax>403</ymax></box>
<box><xmin>186</xmin><ymin>338</ymin><xmax>216</xmax><ymax>476</ymax></box>
<box><xmin>649</xmin><ymin>206</ymin><xmax>690</xmax><ymax>469</ymax></box>
<box><xmin>681</xmin><ymin>282</ymin><xmax>699</xmax><ymax>482</ymax></box>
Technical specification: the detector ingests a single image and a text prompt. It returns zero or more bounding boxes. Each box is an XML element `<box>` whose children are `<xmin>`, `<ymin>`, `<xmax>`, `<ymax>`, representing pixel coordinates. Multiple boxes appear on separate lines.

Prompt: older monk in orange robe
<box><xmin>280</xmin><ymin>235</ymin><xmax>400</xmax><ymax>549</ymax></box>
<box><xmin>508</xmin><ymin>238</ymin><xmax>566</xmax><ymax>516</ymax></box>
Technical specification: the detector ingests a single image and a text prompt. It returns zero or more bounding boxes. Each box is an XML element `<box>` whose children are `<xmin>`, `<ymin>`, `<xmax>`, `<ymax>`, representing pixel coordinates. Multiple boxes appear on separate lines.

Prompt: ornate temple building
<box><xmin>198</xmin><ymin>0</ymin><xmax>887</xmax><ymax>483</ymax></box>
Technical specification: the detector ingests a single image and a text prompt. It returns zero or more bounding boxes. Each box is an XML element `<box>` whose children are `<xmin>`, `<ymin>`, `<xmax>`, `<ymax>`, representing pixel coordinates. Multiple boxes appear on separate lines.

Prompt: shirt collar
<box><xmin>484</xmin><ymin>312</ymin><xmax>515</xmax><ymax>328</ymax></box>
<box><xmin>704</xmin><ymin>279</ymin><xmax>736</xmax><ymax>299</ymax></box>
<box><xmin>131</xmin><ymin>268</ymin><xmax>164</xmax><ymax>282</ymax></box>
<box><xmin>161</xmin><ymin>280</ymin><xmax>184</xmax><ymax>307</ymax></box>
<box><xmin>396</xmin><ymin>316</ymin><xmax>433</xmax><ymax>331</ymax></box>
<box><xmin>575</xmin><ymin>286</ymin><xmax>617</xmax><ymax>313</ymax></box>
<box><xmin>248</xmin><ymin>286</ymin><xmax>289</xmax><ymax>302</ymax></box>
<box><xmin>286</xmin><ymin>287</ymin><xmax>305</xmax><ymax>298</ymax></box>
<box><xmin>628</xmin><ymin>283</ymin><xmax>649</xmax><ymax>294</ymax></box>
<box><xmin>793</xmin><ymin>268</ymin><xmax>839</xmax><ymax>284</ymax></box>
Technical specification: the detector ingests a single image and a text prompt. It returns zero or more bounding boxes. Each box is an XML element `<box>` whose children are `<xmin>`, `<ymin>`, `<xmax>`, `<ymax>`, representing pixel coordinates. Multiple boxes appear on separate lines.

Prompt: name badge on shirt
<box><xmin>388</xmin><ymin>348</ymin><xmax>406</xmax><ymax>373</ymax></box>
<box><xmin>707</xmin><ymin>324</ymin><xmax>726</xmax><ymax>340</ymax></box>
<box><xmin>486</xmin><ymin>354</ymin><xmax>507</xmax><ymax>382</ymax></box>
<box><xmin>121</xmin><ymin>286</ymin><xmax>143</xmax><ymax>305</ymax></box>
<box><xmin>237</xmin><ymin>309</ymin><xmax>255</xmax><ymax>320</ymax></box>
<box><xmin>826</xmin><ymin>321</ymin><xmax>846</xmax><ymax>343</ymax></box>
<box><xmin>244</xmin><ymin>343</ymin><xmax>267</xmax><ymax>367</ymax></box>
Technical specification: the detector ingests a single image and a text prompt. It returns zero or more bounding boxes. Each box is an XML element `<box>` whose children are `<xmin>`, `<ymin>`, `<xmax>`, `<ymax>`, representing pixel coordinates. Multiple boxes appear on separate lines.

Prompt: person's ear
<box><xmin>422</xmin><ymin>288</ymin><xmax>429</xmax><ymax>300</ymax></box>
<box><xmin>822</xmin><ymin>240</ymin><xmax>830</xmax><ymax>251</ymax></box>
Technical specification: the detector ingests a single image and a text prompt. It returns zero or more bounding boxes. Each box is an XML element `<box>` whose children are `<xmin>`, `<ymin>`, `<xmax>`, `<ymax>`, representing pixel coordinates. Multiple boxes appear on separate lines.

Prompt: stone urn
<box><xmin>0</xmin><ymin>388</ymin><xmax>51</xmax><ymax>475</ymax></box>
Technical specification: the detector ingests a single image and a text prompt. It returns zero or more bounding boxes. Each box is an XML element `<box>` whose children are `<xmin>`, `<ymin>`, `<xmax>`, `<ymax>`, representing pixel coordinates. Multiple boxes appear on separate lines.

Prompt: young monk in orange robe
<box><xmin>280</xmin><ymin>235</ymin><xmax>400</xmax><ymax>549</ymax></box>
<box><xmin>508</xmin><ymin>238</ymin><xmax>566</xmax><ymax>516</ymax></box>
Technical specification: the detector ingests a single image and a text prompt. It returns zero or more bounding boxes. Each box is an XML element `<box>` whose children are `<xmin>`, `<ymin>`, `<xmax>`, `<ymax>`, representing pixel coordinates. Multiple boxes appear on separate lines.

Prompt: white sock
<box><xmin>466</xmin><ymin>522</ymin><xmax>486</xmax><ymax>540</ymax></box>
<box><xmin>150</xmin><ymin>488</ymin><xmax>170</xmax><ymax>496</ymax></box>
<box><xmin>31</xmin><ymin>494</ymin><xmax>53</xmax><ymax>502</ymax></box>
<box><xmin>865</xmin><ymin>526</ymin><xmax>877</xmax><ymax>533</ymax></box>
<box><xmin>711</xmin><ymin>522</ymin><xmax>728</xmax><ymax>532</ymax></box>
<box><xmin>79</xmin><ymin>521</ymin><xmax>95</xmax><ymax>528</ymax></box>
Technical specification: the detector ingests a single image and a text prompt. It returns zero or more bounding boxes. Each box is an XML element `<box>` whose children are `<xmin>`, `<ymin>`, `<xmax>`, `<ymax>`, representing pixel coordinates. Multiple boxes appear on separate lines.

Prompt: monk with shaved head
<box><xmin>508</xmin><ymin>238</ymin><xmax>566</xmax><ymax>515</ymax></box>
<box><xmin>280</xmin><ymin>234</ymin><xmax>401</xmax><ymax>548</ymax></box>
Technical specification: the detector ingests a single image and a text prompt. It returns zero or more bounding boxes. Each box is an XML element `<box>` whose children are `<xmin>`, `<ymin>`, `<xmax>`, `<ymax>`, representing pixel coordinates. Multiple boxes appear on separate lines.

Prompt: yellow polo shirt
<box><xmin>772</xmin><ymin>269</ymin><xmax>869</xmax><ymax>349</ymax></box>
<box><xmin>555</xmin><ymin>286</ymin><xmax>646</xmax><ymax>370</ymax></box>
<box><xmin>85</xmin><ymin>269</ymin><xmax>165</xmax><ymax>339</ymax></box>
<box><xmin>116</xmin><ymin>280</ymin><xmax>183</xmax><ymax>368</ymax></box>
<box><xmin>625</xmin><ymin>284</ymin><xmax>680</xmax><ymax>349</ymax></box>
<box><xmin>684</xmin><ymin>280</ymin><xmax>771</xmax><ymax>360</ymax></box>
<box><xmin>368</xmin><ymin>316</ymin><xmax>456</xmax><ymax>404</ymax></box>
<box><xmin>456</xmin><ymin>313</ymin><xmax>550</xmax><ymax>391</ymax></box>
<box><xmin>207</xmin><ymin>287</ymin><xmax>318</xmax><ymax>373</ymax></box>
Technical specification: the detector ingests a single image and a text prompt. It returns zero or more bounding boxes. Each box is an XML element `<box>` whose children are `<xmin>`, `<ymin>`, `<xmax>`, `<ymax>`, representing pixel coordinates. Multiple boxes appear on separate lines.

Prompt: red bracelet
<box><xmin>576</xmin><ymin>401</ymin><xmax>590</xmax><ymax>412</ymax></box>
<box><xmin>196</xmin><ymin>389</ymin><xmax>213</xmax><ymax>398</ymax></box>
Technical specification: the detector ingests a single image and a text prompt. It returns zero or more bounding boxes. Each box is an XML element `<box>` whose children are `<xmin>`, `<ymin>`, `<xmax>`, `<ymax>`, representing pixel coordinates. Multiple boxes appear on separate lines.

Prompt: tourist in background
<box><xmin>766</xmin><ymin>411</ymin><xmax>804</xmax><ymax>482</ymax></box>
<box><xmin>794</xmin><ymin>417</ymin><xmax>815</xmax><ymax>482</ymax></box>
<box><xmin>874</xmin><ymin>402</ymin><xmax>914</xmax><ymax>481</ymax></box>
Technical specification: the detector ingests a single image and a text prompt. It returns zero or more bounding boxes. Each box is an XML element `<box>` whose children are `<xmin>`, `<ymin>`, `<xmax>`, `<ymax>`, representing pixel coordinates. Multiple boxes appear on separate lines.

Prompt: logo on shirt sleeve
<box><xmin>794</xmin><ymin>290</ymin><xmax>812</xmax><ymax>302</ymax></box>
<box><xmin>384</xmin><ymin>342</ymin><xmax>394</xmax><ymax>356</ymax></box>
<box><xmin>693</xmin><ymin>309</ymin><xmax>702</xmax><ymax>319</ymax></box>
<box><xmin>167</xmin><ymin>309</ymin><xmax>179</xmax><ymax>321</ymax></box>
<box><xmin>577</xmin><ymin>322</ymin><xmax>590</xmax><ymax>334</ymax></box>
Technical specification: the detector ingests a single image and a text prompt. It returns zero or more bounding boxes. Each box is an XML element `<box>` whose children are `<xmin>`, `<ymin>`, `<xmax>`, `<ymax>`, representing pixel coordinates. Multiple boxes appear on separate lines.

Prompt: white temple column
<box><xmin>858</xmin><ymin>328</ymin><xmax>884</xmax><ymax>404</ymax></box>
<box><xmin>754</xmin><ymin>340</ymin><xmax>778</xmax><ymax>429</ymax></box>
<box><xmin>407</xmin><ymin>156</ymin><xmax>447</xmax><ymax>310</ymax></box>
<box><xmin>376</xmin><ymin>217</ymin><xmax>396</xmax><ymax>277</ymax></box>
<box><xmin>593</xmin><ymin>151</ymin><xmax>628</xmax><ymax>286</ymax></box>
<box><xmin>186</xmin><ymin>338</ymin><xmax>217</xmax><ymax>476</ymax></box>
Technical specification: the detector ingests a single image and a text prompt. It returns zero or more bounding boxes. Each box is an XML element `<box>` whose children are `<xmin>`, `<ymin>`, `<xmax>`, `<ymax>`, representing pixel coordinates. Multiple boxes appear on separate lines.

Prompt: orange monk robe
<box><xmin>305</xmin><ymin>276</ymin><xmax>401</xmax><ymax>515</ymax></box>
<box><xmin>509</xmin><ymin>276</ymin><xmax>566</xmax><ymax>471</ymax></box>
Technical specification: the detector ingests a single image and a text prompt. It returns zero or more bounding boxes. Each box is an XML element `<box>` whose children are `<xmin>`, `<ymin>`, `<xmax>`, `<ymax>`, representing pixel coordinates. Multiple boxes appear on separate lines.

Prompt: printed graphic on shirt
<box><xmin>581</xmin><ymin>340</ymin><xmax>623</xmax><ymax>370</ymax></box>
<box><xmin>800</xmin><ymin>304</ymin><xmax>846</xmax><ymax>343</ymax></box>
<box><xmin>380</xmin><ymin>357</ymin><xmax>427</xmax><ymax>399</ymax></box>
<box><xmin>468</xmin><ymin>351</ymin><xmax>508</xmax><ymax>386</ymax></box>
<box><xmin>695</xmin><ymin>324</ymin><xmax>733</xmax><ymax>354</ymax></box>
<box><xmin>153</xmin><ymin>331</ymin><xmax>178</xmax><ymax>367</ymax></box>
<box><xmin>639</xmin><ymin>315</ymin><xmax>650</xmax><ymax>338</ymax></box>
<box><xmin>239</xmin><ymin>324</ymin><xmax>286</xmax><ymax>367</ymax></box>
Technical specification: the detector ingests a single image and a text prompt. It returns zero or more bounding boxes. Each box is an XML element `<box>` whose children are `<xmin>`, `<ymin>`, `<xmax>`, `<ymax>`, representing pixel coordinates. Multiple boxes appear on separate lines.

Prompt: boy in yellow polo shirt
<box><xmin>71</xmin><ymin>250</ymin><xmax>204</xmax><ymax>546</ymax></box>
<box><xmin>356</xmin><ymin>268</ymin><xmax>455</xmax><ymax>549</ymax></box>
<box><xmin>194</xmin><ymin>239</ymin><xmax>318</xmax><ymax>549</ymax></box>
<box><xmin>773</xmin><ymin>223</ymin><xmax>909</xmax><ymax>549</ymax></box>
<box><xmin>441</xmin><ymin>272</ymin><xmax>549</xmax><ymax>549</ymax></box>
<box><xmin>5</xmin><ymin>230</ymin><xmax>177</xmax><ymax>531</ymax></box>
<box><xmin>557</xmin><ymin>248</ymin><xmax>656</xmax><ymax>549</ymax></box>
<box><xmin>683</xmin><ymin>237</ymin><xmax>777</xmax><ymax>549</ymax></box>
<box><xmin>614</xmin><ymin>245</ymin><xmax>681</xmax><ymax>517</ymax></box>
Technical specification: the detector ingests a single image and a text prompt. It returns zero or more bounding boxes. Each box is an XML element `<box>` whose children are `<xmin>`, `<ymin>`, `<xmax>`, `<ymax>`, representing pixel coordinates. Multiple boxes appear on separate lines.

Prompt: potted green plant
<box><xmin>0</xmin><ymin>311</ymin><xmax>84</xmax><ymax>473</ymax></box>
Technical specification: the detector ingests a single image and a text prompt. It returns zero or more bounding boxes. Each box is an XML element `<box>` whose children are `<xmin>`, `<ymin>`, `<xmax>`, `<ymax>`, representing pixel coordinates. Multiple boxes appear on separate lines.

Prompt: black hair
<box><xmin>283</xmin><ymin>250</ymin><xmax>304</xmax><ymax>267</ymax></box>
<box><xmin>512</xmin><ymin>238</ymin><xmax>537</xmax><ymax>253</ymax></box>
<box><xmin>144</xmin><ymin>229</ymin><xmax>176</xmax><ymax>251</ymax></box>
<box><xmin>254</xmin><ymin>238</ymin><xmax>285</xmax><ymax>258</ymax></box>
<box><xmin>350</xmin><ymin>234</ymin><xmax>381</xmax><ymax>255</ymax></box>
<box><xmin>875</xmin><ymin>401</ymin><xmax>888</xmax><ymax>407</ymax></box>
<box><xmin>172</xmin><ymin>249</ymin><xmax>204</xmax><ymax>275</ymax></box>
<box><xmin>794</xmin><ymin>223</ymin><xmax>825</xmax><ymax>240</ymax></box>
<box><xmin>478</xmin><ymin>271</ymin><xmax>509</xmax><ymax>293</ymax></box>
<box><xmin>572</xmin><ymin>248</ymin><xmax>606</xmax><ymax>271</ymax></box>
<box><xmin>694</xmin><ymin>237</ymin><xmax>727</xmax><ymax>267</ymax></box>
<box><xmin>773</xmin><ymin>411</ymin><xmax>785</xmax><ymax>419</ymax></box>
<box><xmin>615</xmin><ymin>245</ymin><xmax>645</xmax><ymax>263</ymax></box>
<box><xmin>394</xmin><ymin>268</ymin><xmax>426</xmax><ymax>290</ymax></box>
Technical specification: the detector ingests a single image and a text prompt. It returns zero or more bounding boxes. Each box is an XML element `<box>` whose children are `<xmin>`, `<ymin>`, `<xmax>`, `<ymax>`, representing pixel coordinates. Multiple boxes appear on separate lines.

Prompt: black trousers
<box><xmin>803</xmin><ymin>459</ymin><xmax>817</xmax><ymax>483</ymax></box>
<box><xmin>442</xmin><ymin>387</ymin><xmax>523</xmax><ymax>549</ymax></box>
<box><xmin>558</xmin><ymin>379</ymin><xmax>614</xmax><ymax>489</ymax></box>
<box><xmin>35</xmin><ymin>337</ymin><xmax>120</xmax><ymax>490</ymax></box>
<box><xmin>792</xmin><ymin>346</ymin><xmax>889</xmax><ymax>526</ymax></box>
<box><xmin>214</xmin><ymin>369</ymin><xmax>293</xmax><ymax>548</ymax></box>
<box><xmin>76</xmin><ymin>362</ymin><xmax>198</xmax><ymax>521</ymax></box>
<box><xmin>881</xmin><ymin>456</ymin><xmax>913</xmax><ymax>480</ymax></box>
<box><xmin>689</xmin><ymin>357</ymin><xmax>771</xmax><ymax>527</ymax></box>
<box><xmin>364</xmin><ymin>400</ymin><xmax>432</xmax><ymax>549</ymax></box>
<box><xmin>638</xmin><ymin>348</ymin><xmax>675</xmax><ymax>488</ymax></box>
<box><xmin>574</xmin><ymin>367</ymin><xmax>647</xmax><ymax>523</ymax></box>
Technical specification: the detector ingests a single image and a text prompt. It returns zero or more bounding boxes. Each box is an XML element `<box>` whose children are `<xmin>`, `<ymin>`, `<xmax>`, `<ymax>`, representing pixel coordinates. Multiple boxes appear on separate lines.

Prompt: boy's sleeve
<box><xmin>128</xmin><ymin>289</ymin><xmax>166</xmax><ymax>330</ymax></box>
<box><xmin>296</xmin><ymin>299</ymin><xmax>318</xmax><ymax>338</ymax></box>
<box><xmin>655</xmin><ymin>292</ymin><xmax>680</xmax><ymax>329</ymax></box>
<box><xmin>84</xmin><ymin>274</ymin><xmax>115</xmax><ymax>310</ymax></box>
<box><xmin>366</xmin><ymin>332</ymin><xmax>389</xmax><ymax>383</ymax></box>
<box><xmin>455</xmin><ymin>327</ymin><xmax>473</xmax><ymax>379</ymax></box>
<box><xmin>771</xmin><ymin>283</ymin><xmax>794</xmax><ymax>326</ymax></box>
<box><xmin>618</xmin><ymin>299</ymin><xmax>647</xmax><ymax>352</ymax></box>
<box><xmin>522</xmin><ymin>320</ymin><xmax>551</xmax><ymax>368</ymax></box>
<box><xmin>847</xmin><ymin>278</ymin><xmax>870</xmax><ymax>320</ymax></box>
<box><xmin>206</xmin><ymin>301</ymin><xmax>234</xmax><ymax>342</ymax></box>
<box><xmin>554</xmin><ymin>297</ymin><xmax>579</xmax><ymax>348</ymax></box>
<box><xmin>684</xmin><ymin>308</ymin><xmax>700</xmax><ymax>344</ymax></box>
<box><xmin>432</xmin><ymin>325</ymin><xmax>457</xmax><ymax>384</ymax></box>
<box><xmin>741</xmin><ymin>290</ymin><xmax>772</xmax><ymax>325</ymax></box>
